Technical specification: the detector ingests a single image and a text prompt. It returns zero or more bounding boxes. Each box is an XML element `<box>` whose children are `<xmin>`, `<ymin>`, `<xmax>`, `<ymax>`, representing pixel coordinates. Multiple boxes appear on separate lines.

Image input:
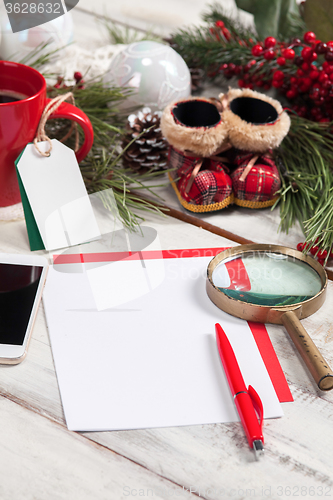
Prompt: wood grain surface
<box><xmin>1</xmin><ymin>209</ymin><xmax>333</xmax><ymax>499</ymax></box>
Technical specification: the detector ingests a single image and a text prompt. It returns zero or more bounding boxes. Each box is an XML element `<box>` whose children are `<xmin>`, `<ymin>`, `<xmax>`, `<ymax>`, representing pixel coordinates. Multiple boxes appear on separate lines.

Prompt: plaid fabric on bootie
<box><xmin>221</xmin><ymin>88</ymin><xmax>290</xmax><ymax>208</ymax></box>
<box><xmin>168</xmin><ymin>146</ymin><xmax>233</xmax><ymax>212</ymax></box>
<box><xmin>231</xmin><ymin>151</ymin><xmax>281</xmax><ymax>208</ymax></box>
<box><xmin>161</xmin><ymin>97</ymin><xmax>233</xmax><ymax>212</ymax></box>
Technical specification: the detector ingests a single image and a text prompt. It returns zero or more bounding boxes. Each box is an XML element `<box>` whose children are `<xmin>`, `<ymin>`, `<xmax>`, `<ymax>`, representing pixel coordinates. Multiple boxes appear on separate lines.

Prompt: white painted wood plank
<box><xmin>0</xmin><ymin>394</ymin><xmax>194</xmax><ymax>500</ymax></box>
<box><xmin>1</xmin><ymin>210</ymin><xmax>333</xmax><ymax>499</ymax></box>
<box><xmin>83</xmin><ymin>389</ymin><xmax>333</xmax><ymax>496</ymax></box>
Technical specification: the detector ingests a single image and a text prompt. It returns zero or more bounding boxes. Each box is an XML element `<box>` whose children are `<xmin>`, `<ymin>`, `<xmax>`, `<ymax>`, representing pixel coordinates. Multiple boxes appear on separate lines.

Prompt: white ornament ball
<box><xmin>0</xmin><ymin>10</ymin><xmax>73</xmax><ymax>62</ymax></box>
<box><xmin>104</xmin><ymin>41</ymin><xmax>191</xmax><ymax>111</ymax></box>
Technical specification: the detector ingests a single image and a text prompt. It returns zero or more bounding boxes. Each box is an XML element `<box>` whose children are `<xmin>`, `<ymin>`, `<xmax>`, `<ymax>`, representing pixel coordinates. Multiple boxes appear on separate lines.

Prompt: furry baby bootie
<box><xmin>221</xmin><ymin>88</ymin><xmax>290</xmax><ymax>208</ymax></box>
<box><xmin>161</xmin><ymin>97</ymin><xmax>233</xmax><ymax>212</ymax></box>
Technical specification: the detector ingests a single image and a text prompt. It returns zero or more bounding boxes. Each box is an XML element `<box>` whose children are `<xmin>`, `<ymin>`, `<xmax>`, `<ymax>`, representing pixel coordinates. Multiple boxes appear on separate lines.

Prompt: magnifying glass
<box><xmin>206</xmin><ymin>244</ymin><xmax>333</xmax><ymax>391</ymax></box>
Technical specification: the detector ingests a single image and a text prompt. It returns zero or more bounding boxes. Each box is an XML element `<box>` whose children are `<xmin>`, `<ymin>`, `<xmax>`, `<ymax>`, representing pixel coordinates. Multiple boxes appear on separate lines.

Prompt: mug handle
<box><xmin>47</xmin><ymin>98</ymin><xmax>94</xmax><ymax>163</ymax></box>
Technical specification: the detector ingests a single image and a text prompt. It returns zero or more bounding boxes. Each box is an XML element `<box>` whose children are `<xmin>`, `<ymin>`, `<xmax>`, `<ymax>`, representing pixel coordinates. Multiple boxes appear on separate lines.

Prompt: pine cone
<box><xmin>190</xmin><ymin>68</ymin><xmax>205</xmax><ymax>92</ymax></box>
<box><xmin>121</xmin><ymin>108</ymin><xmax>169</xmax><ymax>173</ymax></box>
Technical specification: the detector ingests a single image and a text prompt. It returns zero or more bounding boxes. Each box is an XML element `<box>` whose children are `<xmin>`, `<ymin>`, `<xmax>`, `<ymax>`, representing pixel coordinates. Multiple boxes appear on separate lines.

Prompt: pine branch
<box><xmin>275</xmin><ymin>115</ymin><xmax>333</xmax><ymax>258</ymax></box>
<box><xmin>170</xmin><ymin>28</ymin><xmax>253</xmax><ymax>83</ymax></box>
<box><xmin>202</xmin><ymin>5</ymin><xmax>257</xmax><ymax>40</ymax></box>
<box><xmin>19</xmin><ymin>42</ymin><xmax>70</xmax><ymax>69</ymax></box>
<box><xmin>103</xmin><ymin>20</ymin><xmax>163</xmax><ymax>45</ymax></box>
<box><xmin>25</xmin><ymin>44</ymin><xmax>168</xmax><ymax>230</ymax></box>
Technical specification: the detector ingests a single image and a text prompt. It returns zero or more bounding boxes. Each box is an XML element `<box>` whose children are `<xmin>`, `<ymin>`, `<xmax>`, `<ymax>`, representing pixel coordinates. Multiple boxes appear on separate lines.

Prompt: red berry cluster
<box><xmin>74</xmin><ymin>72</ymin><xmax>85</xmax><ymax>89</ymax></box>
<box><xmin>212</xmin><ymin>22</ymin><xmax>333</xmax><ymax>121</ymax></box>
<box><xmin>53</xmin><ymin>72</ymin><xmax>85</xmax><ymax>90</ymax></box>
<box><xmin>210</xmin><ymin>20</ymin><xmax>231</xmax><ymax>43</ymax></box>
<box><xmin>266</xmin><ymin>33</ymin><xmax>333</xmax><ymax>121</ymax></box>
<box><xmin>297</xmin><ymin>241</ymin><xmax>333</xmax><ymax>266</ymax></box>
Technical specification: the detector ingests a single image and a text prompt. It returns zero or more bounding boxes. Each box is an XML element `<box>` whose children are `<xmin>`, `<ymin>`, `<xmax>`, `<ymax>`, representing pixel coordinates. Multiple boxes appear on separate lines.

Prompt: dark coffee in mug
<box><xmin>0</xmin><ymin>90</ymin><xmax>28</xmax><ymax>104</ymax></box>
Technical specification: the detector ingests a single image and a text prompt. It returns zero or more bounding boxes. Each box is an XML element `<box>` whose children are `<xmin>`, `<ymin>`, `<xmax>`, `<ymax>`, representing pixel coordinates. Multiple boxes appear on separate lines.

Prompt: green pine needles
<box><xmin>21</xmin><ymin>41</ymin><xmax>168</xmax><ymax>231</ymax></box>
<box><xmin>274</xmin><ymin>115</ymin><xmax>333</xmax><ymax>259</ymax></box>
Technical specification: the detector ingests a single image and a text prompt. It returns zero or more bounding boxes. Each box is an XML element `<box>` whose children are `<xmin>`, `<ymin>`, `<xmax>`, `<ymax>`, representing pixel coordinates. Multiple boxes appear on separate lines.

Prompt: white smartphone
<box><xmin>0</xmin><ymin>253</ymin><xmax>48</xmax><ymax>364</ymax></box>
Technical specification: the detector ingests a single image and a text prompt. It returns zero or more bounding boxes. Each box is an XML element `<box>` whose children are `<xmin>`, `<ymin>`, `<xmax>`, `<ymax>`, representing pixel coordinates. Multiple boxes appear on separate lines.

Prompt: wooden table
<box><xmin>2</xmin><ymin>205</ymin><xmax>333</xmax><ymax>499</ymax></box>
<box><xmin>1</xmin><ymin>4</ymin><xmax>333</xmax><ymax>499</ymax></box>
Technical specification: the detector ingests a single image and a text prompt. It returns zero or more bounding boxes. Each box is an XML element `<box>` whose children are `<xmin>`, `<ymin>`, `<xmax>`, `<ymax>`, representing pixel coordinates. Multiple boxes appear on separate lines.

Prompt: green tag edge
<box><xmin>15</xmin><ymin>145</ymin><xmax>45</xmax><ymax>252</ymax></box>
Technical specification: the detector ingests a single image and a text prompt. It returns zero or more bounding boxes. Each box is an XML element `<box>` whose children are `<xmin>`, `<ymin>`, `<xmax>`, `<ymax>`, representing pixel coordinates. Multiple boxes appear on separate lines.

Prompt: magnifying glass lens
<box><xmin>207</xmin><ymin>245</ymin><xmax>333</xmax><ymax>390</ymax></box>
<box><xmin>212</xmin><ymin>252</ymin><xmax>322</xmax><ymax>307</ymax></box>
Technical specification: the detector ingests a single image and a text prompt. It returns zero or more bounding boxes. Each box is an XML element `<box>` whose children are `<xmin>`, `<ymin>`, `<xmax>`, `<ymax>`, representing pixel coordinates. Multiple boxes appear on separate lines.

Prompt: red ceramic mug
<box><xmin>0</xmin><ymin>60</ymin><xmax>94</xmax><ymax>207</ymax></box>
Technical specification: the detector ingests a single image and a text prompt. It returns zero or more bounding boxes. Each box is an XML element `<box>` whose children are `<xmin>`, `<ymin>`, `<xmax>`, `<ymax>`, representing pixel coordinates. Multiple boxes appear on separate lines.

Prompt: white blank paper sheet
<box><xmin>43</xmin><ymin>253</ymin><xmax>283</xmax><ymax>431</ymax></box>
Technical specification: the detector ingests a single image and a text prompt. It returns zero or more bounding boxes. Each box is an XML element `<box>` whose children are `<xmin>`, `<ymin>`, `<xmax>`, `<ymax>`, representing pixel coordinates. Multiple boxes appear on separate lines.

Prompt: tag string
<box><xmin>33</xmin><ymin>92</ymin><xmax>80</xmax><ymax>157</ymax></box>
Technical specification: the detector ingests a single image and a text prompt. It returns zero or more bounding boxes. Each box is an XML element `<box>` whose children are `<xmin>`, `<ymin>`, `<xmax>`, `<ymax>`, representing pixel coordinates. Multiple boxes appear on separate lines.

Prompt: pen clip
<box><xmin>248</xmin><ymin>385</ymin><xmax>264</xmax><ymax>432</ymax></box>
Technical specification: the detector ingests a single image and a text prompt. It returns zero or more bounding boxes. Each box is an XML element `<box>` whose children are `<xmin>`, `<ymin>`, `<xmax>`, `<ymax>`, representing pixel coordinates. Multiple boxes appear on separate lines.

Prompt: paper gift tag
<box><xmin>16</xmin><ymin>139</ymin><xmax>101</xmax><ymax>251</ymax></box>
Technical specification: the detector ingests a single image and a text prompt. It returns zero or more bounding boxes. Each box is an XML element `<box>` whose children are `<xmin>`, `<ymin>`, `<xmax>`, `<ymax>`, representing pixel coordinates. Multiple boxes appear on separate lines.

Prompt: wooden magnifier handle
<box><xmin>281</xmin><ymin>311</ymin><xmax>333</xmax><ymax>391</ymax></box>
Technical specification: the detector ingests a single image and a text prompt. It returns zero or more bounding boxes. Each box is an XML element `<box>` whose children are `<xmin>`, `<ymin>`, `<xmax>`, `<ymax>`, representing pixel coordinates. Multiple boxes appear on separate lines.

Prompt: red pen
<box><xmin>215</xmin><ymin>323</ymin><xmax>265</xmax><ymax>459</ymax></box>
